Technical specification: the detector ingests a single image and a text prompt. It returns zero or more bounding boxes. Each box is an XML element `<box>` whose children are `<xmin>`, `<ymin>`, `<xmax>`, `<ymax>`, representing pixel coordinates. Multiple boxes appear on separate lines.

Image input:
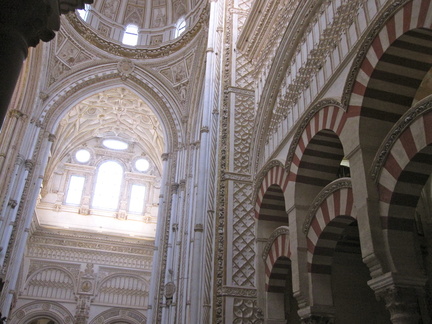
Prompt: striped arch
<box><xmin>375</xmin><ymin>98</ymin><xmax>432</xmax><ymax>273</ymax></box>
<box><xmin>304</xmin><ymin>182</ymin><xmax>357</xmax><ymax>309</ymax></box>
<box><xmin>263</xmin><ymin>227</ymin><xmax>291</xmax><ymax>292</ymax></box>
<box><xmin>255</xmin><ymin>165</ymin><xmax>289</xmax><ymax>220</ymax></box>
<box><xmin>306</xmin><ymin>184</ymin><xmax>356</xmax><ymax>274</ymax></box>
<box><xmin>286</xmin><ymin>101</ymin><xmax>347</xmax><ymax>177</ymax></box>
<box><xmin>347</xmin><ymin>0</ymin><xmax>432</xmax><ymax>118</ymax></box>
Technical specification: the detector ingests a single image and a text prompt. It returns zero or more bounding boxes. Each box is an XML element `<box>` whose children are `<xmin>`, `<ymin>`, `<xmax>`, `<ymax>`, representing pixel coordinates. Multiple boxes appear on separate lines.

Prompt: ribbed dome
<box><xmin>73</xmin><ymin>0</ymin><xmax>206</xmax><ymax>48</ymax></box>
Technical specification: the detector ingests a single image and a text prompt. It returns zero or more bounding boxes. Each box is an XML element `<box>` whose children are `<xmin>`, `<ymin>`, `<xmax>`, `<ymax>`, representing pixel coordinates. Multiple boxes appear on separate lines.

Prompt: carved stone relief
<box><xmin>97</xmin><ymin>22</ymin><xmax>112</xmax><ymax>38</ymax></box>
<box><xmin>233</xmin><ymin>92</ymin><xmax>254</xmax><ymax>173</ymax></box>
<box><xmin>233</xmin><ymin>298</ymin><xmax>264</xmax><ymax>323</ymax></box>
<box><xmin>125</xmin><ymin>4</ymin><xmax>145</xmax><ymax>26</ymax></box>
<box><xmin>232</xmin><ymin>182</ymin><xmax>255</xmax><ymax>286</ymax></box>
<box><xmin>101</xmin><ymin>0</ymin><xmax>121</xmax><ymax>21</ymax></box>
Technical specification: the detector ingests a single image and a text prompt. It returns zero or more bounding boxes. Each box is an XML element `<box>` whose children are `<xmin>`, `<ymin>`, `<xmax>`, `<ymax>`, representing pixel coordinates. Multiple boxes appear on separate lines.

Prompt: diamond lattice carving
<box><xmin>235</xmin><ymin>53</ymin><xmax>255</xmax><ymax>89</ymax></box>
<box><xmin>233</xmin><ymin>298</ymin><xmax>264</xmax><ymax>323</ymax></box>
<box><xmin>232</xmin><ymin>182</ymin><xmax>255</xmax><ymax>286</ymax></box>
<box><xmin>234</xmin><ymin>93</ymin><xmax>254</xmax><ymax>173</ymax></box>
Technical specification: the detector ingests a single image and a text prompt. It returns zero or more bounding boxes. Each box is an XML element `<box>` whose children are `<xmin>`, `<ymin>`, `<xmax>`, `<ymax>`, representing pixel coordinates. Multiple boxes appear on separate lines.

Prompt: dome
<box><xmin>69</xmin><ymin>0</ymin><xmax>207</xmax><ymax>50</ymax></box>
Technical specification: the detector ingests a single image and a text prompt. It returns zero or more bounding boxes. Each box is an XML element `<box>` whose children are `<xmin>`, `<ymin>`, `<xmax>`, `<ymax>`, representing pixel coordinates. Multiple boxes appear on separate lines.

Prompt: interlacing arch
<box><xmin>263</xmin><ymin>227</ymin><xmax>291</xmax><ymax>292</ymax></box>
<box><xmin>374</xmin><ymin>96</ymin><xmax>432</xmax><ymax>274</ymax></box>
<box><xmin>286</xmin><ymin>100</ymin><xmax>347</xmax><ymax>187</ymax></box>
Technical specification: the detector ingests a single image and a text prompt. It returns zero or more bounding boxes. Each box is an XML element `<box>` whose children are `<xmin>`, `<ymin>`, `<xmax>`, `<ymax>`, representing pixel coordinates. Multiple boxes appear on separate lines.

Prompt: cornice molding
<box><xmin>65</xmin><ymin>3</ymin><xmax>209</xmax><ymax>59</ymax></box>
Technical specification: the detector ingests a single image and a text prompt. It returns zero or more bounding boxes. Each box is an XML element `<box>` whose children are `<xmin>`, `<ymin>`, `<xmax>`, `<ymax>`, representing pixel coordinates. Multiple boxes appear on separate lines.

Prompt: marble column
<box><xmin>0</xmin><ymin>0</ymin><xmax>92</xmax><ymax>127</ymax></box>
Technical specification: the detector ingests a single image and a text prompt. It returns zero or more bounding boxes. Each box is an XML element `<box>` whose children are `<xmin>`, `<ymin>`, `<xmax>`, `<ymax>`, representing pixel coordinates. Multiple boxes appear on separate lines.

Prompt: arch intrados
<box><xmin>46</xmin><ymin>83</ymin><xmax>174</xmax><ymax>147</ymax></box>
<box><xmin>41</xmin><ymin>74</ymin><xmax>181</xmax><ymax>152</ymax></box>
<box><xmin>285</xmin><ymin>99</ymin><xmax>345</xmax><ymax>173</ymax></box>
<box><xmin>266</xmin><ymin>256</ymin><xmax>291</xmax><ymax>293</ymax></box>
<box><xmin>293</xmin><ymin>129</ymin><xmax>345</xmax><ymax>203</ymax></box>
<box><xmin>254</xmin><ymin>164</ymin><xmax>289</xmax><ymax>218</ymax></box>
<box><xmin>263</xmin><ymin>227</ymin><xmax>290</xmax><ymax>289</ymax></box>
<box><xmin>257</xmin><ymin>184</ymin><xmax>286</xmax><ymax>220</ymax></box>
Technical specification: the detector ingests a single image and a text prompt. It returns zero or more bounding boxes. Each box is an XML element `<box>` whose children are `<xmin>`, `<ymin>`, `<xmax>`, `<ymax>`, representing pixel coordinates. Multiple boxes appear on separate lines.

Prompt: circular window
<box><xmin>75</xmin><ymin>149</ymin><xmax>91</xmax><ymax>163</ymax></box>
<box><xmin>135</xmin><ymin>158</ymin><xmax>150</xmax><ymax>172</ymax></box>
<box><xmin>103</xmin><ymin>139</ymin><xmax>128</xmax><ymax>150</ymax></box>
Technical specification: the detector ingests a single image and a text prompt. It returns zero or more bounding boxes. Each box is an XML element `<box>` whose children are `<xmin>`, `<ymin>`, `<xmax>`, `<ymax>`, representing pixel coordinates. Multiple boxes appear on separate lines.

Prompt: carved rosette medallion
<box><xmin>117</xmin><ymin>59</ymin><xmax>135</xmax><ymax>80</ymax></box>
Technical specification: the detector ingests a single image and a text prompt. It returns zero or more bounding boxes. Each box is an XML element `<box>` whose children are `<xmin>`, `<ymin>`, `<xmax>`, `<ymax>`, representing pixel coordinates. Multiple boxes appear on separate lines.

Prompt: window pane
<box><xmin>77</xmin><ymin>4</ymin><xmax>90</xmax><ymax>21</ymax></box>
<box><xmin>129</xmin><ymin>185</ymin><xmax>146</xmax><ymax>213</ymax></box>
<box><xmin>135</xmin><ymin>158</ymin><xmax>150</xmax><ymax>172</ymax></box>
<box><xmin>66</xmin><ymin>176</ymin><xmax>85</xmax><ymax>205</ymax></box>
<box><xmin>102</xmin><ymin>139</ymin><xmax>128</xmax><ymax>150</ymax></box>
<box><xmin>92</xmin><ymin>161</ymin><xmax>123</xmax><ymax>210</ymax></box>
<box><xmin>175</xmin><ymin>19</ymin><xmax>186</xmax><ymax>38</ymax></box>
<box><xmin>76</xmin><ymin>149</ymin><xmax>91</xmax><ymax>163</ymax></box>
<box><xmin>122</xmin><ymin>25</ymin><xmax>138</xmax><ymax>46</ymax></box>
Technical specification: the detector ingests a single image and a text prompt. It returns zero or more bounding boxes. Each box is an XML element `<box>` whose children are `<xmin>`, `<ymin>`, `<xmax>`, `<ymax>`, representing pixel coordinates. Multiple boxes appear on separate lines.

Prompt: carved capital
<box><xmin>8</xmin><ymin>109</ymin><xmax>25</xmax><ymax>119</ymax></box>
<box><xmin>179</xmin><ymin>179</ymin><xmax>186</xmax><ymax>189</ymax></box>
<box><xmin>161</xmin><ymin>153</ymin><xmax>169</xmax><ymax>161</ymax></box>
<box><xmin>24</xmin><ymin>159</ymin><xmax>35</xmax><ymax>171</ymax></box>
<box><xmin>171</xmin><ymin>183</ymin><xmax>180</xmax><ymax>193</ymax></box>
<box><xmin>194</xmin><ymin>224</ymin><xmax>204</xmax><ymax>232</ymax></box>
<box><xmin>376</xmin><ymin>287</ymin><xmax>420</xmax><ymax>324</ymax></box>
<box><xmin>369</xmin><ymin>272</ymin><xmax>426</xmax><ymax>324</ymax></box>
<box><xmin>8</xmin><ymin>199</ymin><xmax>18</xmax><ymax>209</ymax></box>
<box><xmin>48</xmin><ymin>133</ymin><xmax>56</xmax><ymax>143</ymax></box>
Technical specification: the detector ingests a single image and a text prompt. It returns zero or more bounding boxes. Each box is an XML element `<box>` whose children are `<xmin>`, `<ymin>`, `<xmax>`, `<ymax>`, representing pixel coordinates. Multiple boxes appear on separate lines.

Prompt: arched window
<box><xmin>175</xmin><ymin>19</ymin><xmax>186</xmax><ymax>38</ymax></box>
<box><xmin>122</xmin><ymin>24</ymin><xmax>139</xmax><ymax>46</ymax></box>
<box><xmin>92</xmin><ymin>161</ymin><xmax>123</xmax><ymax>210</ymax></box>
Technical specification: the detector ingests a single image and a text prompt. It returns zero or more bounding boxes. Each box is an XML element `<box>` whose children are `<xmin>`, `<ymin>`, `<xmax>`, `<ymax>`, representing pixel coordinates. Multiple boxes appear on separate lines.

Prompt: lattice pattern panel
<box><xmin>233</xmin><ymin>298</ymin><xmax>264</xmax><ymax>323</ymax></box>
<box><xmin>233</xmin><ymin>93</ymin><xmax>255</xmax><ymax>173</ymax></box>
<box><xmin>232</xmin><ymin>182</ymin><xmax>255</xmax><ymax>286</ymax></box>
